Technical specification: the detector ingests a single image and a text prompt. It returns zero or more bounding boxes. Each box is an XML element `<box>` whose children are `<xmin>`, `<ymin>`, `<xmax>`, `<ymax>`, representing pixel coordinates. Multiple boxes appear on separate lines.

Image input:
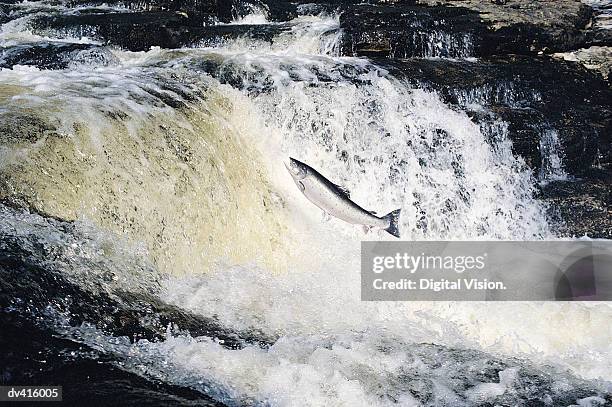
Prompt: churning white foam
<box><xmin>151</xmin><ymin>13</ymin><xmax>611</xmax><ymax>390</ymax></box>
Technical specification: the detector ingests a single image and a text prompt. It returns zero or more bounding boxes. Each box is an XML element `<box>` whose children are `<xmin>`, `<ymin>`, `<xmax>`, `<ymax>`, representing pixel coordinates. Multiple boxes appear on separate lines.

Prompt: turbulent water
<box><xmin>1</xmin><ymin>1</ymin><xmax>611</xmax><ymax>406</ymax></box>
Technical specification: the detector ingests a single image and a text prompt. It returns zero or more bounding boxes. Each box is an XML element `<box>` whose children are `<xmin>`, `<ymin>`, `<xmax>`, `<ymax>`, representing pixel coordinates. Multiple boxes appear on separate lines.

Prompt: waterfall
<box><xmin>1</xmin><ymin>3</ymin><xmax>610</xmax><ymax>406</ymax></box>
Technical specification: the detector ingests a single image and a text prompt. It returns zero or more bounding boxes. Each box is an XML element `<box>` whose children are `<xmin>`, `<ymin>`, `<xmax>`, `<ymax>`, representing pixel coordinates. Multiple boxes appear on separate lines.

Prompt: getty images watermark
<box><xmin>361</xmin><ymin>241</ymin><xmax>612</xmax><ymax>301</ymax></box>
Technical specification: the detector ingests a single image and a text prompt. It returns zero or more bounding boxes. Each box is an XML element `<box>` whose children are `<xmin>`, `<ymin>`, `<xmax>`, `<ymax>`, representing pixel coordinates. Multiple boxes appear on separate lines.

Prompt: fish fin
<box><xmin>368</xmin><ymin>210</ymin><xmax>377</xmax><ymax>215</ymax></box>
<box><xmin>383</xmin><ymin>209</ymin><xmax>401</xmax><ymax>238</ymax></box>
<box><xmin>362</xmin><ymin>225</ymin><xmax>372</xmax><ymax>234</ymax></box>
<box><xmin>298</xmin><ymin>181</ymin><xmax>305</xmax><ymax>192</ymax></box>
<box><xmin>334</xmin><ymin>184</ymin><xmax>351</xmax><ymax>199</ymax></box>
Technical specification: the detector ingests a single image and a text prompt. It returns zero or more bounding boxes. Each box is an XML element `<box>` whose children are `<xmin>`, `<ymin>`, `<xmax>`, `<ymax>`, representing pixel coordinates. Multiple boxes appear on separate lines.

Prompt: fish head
<box><xmin>285</xmin><ymin>157</ymin><xmax>308</xmax><ymax>180</ymax></box>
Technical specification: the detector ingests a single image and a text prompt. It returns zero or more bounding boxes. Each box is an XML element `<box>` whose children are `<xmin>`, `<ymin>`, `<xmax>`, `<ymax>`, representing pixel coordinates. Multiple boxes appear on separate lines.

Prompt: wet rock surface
<box><xmin>421</xmin><ymin>0</ymin><xmax>594</xmax><ymax>49</ymax></box>
<box><xmin>32</xmin><ymin>11</ymin><xmax>289</xmax><ymax>51</ymax></box>
<box><xmin>583</xmin><ymin>0</ymin><xmax>612</xmax><ymax>46</ymax></box>
<box><xmin>0</xmin><ymin>313</ymin><xmax>227</xmax><ymax>406</ymax></box>
<box><xmin>340</xmin><ymin>4</ymin><xmax>483</xmax><ymax>58</ymax></box>
<box><xmin>554</xmin><ymin>45</ymin><xmax>612</xmax><ymax>83</ymax></box>
<box><xmin>379</xmin><ymin>55</ymin><xmax>612</xmax><ymax>177</ymax></box>
<box><xmin>340</xmin><ymin>0</ymin><xmax>594</xmax><ymax>58</ymax></box>
<box><xmin>0</xmin><ymin>43</ymin><xmax>105</xmax><ymax>69</ymax></box>
<box><xmin>539</xmin><ymin>169</ymin><xmax>612</xmax><ymax>238</ymax></box>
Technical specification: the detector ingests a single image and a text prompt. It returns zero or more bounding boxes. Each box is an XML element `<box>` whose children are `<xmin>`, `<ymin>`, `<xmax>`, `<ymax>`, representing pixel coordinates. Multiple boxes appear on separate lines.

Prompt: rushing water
<box><xmin>0</xmin><ymin>2</ymin><xmax>611</xmax><ymax>406</ymax></box>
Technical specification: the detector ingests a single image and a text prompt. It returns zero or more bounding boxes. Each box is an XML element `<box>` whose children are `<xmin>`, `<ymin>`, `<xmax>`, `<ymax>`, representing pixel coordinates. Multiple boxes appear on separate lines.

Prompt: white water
<box><xmin>1</xmin><ymin>6</ymin><xmax>611</xmax><ymax>406</ymax></box>
<box><xmin>539</xmin><ymin>128</ymin><xmax>569</xmax><ymax>184</ymax></box>
<box><xmin>408</xmin><ymin>30</ymin><xmax>474</xmax><ymax>59</ymax></box>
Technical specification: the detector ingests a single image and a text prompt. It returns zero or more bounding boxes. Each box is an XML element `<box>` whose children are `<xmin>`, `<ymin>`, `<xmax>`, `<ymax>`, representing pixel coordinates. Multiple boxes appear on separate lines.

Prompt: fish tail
<box><xmin>383</xmin><ymin>209</ymin><xmax>401</xmax><ymax>238</ymax></box>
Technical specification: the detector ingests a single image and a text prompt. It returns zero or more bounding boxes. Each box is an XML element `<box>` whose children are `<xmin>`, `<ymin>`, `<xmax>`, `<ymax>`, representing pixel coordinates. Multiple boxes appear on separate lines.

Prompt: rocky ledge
<box><xmin>539</xmin><ymin>169</ymin><xmax>612</xmax><ymax>238</ymax></box>
<box><xmin>419</xmin><ymin>0</ymin><xmax>594</xmax><ymax>49</ymax></box>
<box><xmin>554</xmin><ymin>45</ymin><xmax>612</xmax><ymax>83</ymax></box>
<box><xmin>340</xmin><ymin>0</ymin><xmax>595</xmax><ymax>58</ymax></box>
<box><xmin>31</xmin><ymin>11</ymin><xmax>290</xmax><ymax>51</ymax></box>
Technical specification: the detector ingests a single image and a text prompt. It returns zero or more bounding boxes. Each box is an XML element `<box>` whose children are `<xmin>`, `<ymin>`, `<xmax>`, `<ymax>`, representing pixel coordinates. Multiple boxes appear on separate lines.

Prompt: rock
<box><xmin>66</xmin><ymin>0</ymin><xmax>225</xmax><ymax>22</ymax></box>
<box><xmin>538</xmin><ymin>169</ymin><xmax>612</xmax><ymax>238</ymax></box>
<box><xmin>553</xmin><ymin>46</ymin><xmax>612</xmax><ymax>83</ymax></box>
<box><xmin>340</xmin><ymin>4</ymin><xmax>485</xmax><ymax>58</ymax></box>
<box><xmin>582</xmin><ymin>0</ymin><xmax>612</xmax><ymax>47</ymax></box>
<box><xmin>0</xmin><ymin>314</ymin><xmax>227</xmax><ymax>407</ymax></box>
<box><xmin>63</xmin><ymin>0</ymin><xmax>300</xmax><ymax>22</ymax></box>
<box><xmin>33</xmin><ymin>11</ymin><xmax>290</xmax><ymax>51</ymax></box>
<box><xmin>0</xmin><ymin>43</ymin><xmax>109</xmax><ymax>70</ymax></box>
<box><xmin>417</xmin><ymin>0</ymin><xmax>594</xmax><ymax>53</ymax></box>
<box><xmin>378</xmin><ymin>55</ymin><xmax>612</xmax><ymax>176</ymax></box>
<box><xmin>340</xmin><ymin>0</ymin><xmax>594</xmax><ymax>58</ymax></box>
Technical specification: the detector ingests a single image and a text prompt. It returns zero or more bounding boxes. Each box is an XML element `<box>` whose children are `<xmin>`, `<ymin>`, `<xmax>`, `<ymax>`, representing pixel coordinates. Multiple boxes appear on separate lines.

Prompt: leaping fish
<box><xmin>285</xmin><ymin>157</ymin><xmax>401</xmax><ymax>238</ymax></box>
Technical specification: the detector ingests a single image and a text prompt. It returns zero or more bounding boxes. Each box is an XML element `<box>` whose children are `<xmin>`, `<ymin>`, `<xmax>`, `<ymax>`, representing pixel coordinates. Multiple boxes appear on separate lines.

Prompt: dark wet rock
<box><xmin>0</xmin><ymin>43</ymin><xmax>107</xmax><ymax>70</ymax></box>
<box><xmin>584</xmin><ymin>0</ymin><xmax>612</xmax><ymax>47</ymax></box>
<box><xmin>340</xmin><ymin>4</ymin><xmax>484</xmax><ymax>58</ymax></box>
<box><xmin>190</xmin><ymin>56</ymin><xmax>373</xmax><ymax>95</ymax></box>
<box><xmin>33</xmin><ymin>11</ymin><xmax>290</xmax><ymax>51</ymax></box>
<box><xmin>587</xmin><ymin>25</ymin><xmax>612</xmax><ymax>47</ymax></box>
<box><xmin>55</xmin><ymin>0</ymin><xmax>398</xmax><ymax>24</ymax></box>
<box><xmin>340</xmin><ymin>1</ymin><xmax>594</xmax><ymax>58</ymax></box>
<box><xmin>36</xmin><ymin>11</ymin><xmax>212</xmax><ymax>49</ymax></box>
<box><xmin>554</xmin><ymin>46</ymin><xmax>612</xmax><ymax>83</ymax></box>
<box><xmin>251</xmin><ymin>0</ymin><xmax>298</xmax><ymax>21</ymax></box>
<box><xmin>256</xmin><ymin>0</ymin><xmax>369</xmax><ymax>21</ymax></box>
<box><xmin>0</xmin><ymin>313</ymin><xmax>227</xmax><ymax>406</ymax></box>
<box><xmin>418</xmin><ymin>0</ymin><xmax>595</xmax><ymax>52</ymax></box>
<box><xmin>0</xmin><ymin>5</ymin><xmax>10</xmax><ymax>25</ymax></box>
<box><xmin>378</xmin><ymin>56</ymin><xmax>612</xmax><ymax>176</ymax></box>
<box><xmin>65</xmin><ymin>0</ymin><xmax>224</xmax><ymax>22</ymax></box>
<box><xmin>62</xmin><ymin>0</ymin><xmax>299</xmax><ymax>22</ymax></box>
<box><xmin>477</xmin><ymin>108</ymin><xmax>547</xmax><ymax>171</ymax></box>
<box><xmin>0</xmin><ymin>1</ymin><xmax>69</xmax><ymax>25</ymax></box>
<box><xmin>539</xmin><ymin>169</ymin><xmax>612</xmax><ymax>238</ymax></box>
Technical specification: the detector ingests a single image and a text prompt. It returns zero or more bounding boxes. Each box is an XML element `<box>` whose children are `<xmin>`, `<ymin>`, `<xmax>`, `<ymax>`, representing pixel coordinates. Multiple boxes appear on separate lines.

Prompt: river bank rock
<box><xmin>340</xmin><ymin>0</ymin><xmax>594</xmax><ymax>58</ymax></box>
<box><xmin>379</xmin><ymin>56</ymin><xmax>611</xmax><ymax>176</ymax></box>
<box><xmin>538</xmin><ymin>169</ymin><xmax>612</xmax><ymax>238</ymax></box>
<box><xmin>32</xmin><ymin>11</ymin><xmax>289</xmax><ymax>51</ymax></box>
<box><xmin>554</xmin><ymin>45</ymin><xmax>612</xmax><ymax>83</ymax></box>
<box><xmin>0</xmin><ymin>43</ymin><xmax>113</xmax><ymax>70</ymax></box>
<box><xmin>418</xmin><ymin>0</ymin><xmax>594</xmax><ymax>48</ymax></box>
<box><xmin>582</xmin><ymin>0</ymin><xmax>611</xmax><ymax>47</ymax></box>
<box><xmin>63</xmin><ymin>0</ymin><xmax>299</xmax><ymax>22</ymax></box>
